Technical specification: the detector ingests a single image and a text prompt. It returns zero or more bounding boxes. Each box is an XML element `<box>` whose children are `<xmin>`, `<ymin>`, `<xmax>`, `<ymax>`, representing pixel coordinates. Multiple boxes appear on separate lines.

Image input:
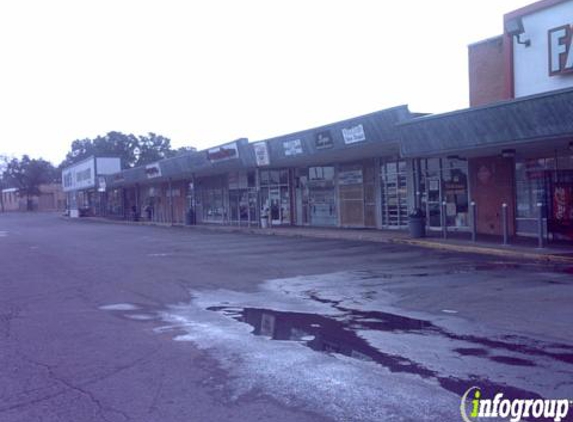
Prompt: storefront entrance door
<box><xmin>425</xmin><ymin>177</ymin><xmax>442</xmax><ymax>228</ymax></box>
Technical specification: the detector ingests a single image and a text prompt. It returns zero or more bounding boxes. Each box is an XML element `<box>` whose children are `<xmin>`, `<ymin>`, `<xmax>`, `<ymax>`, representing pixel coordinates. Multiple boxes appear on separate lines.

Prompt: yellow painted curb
<box><xmin>394</xmin><ymin>238</ymin><xmax>573</xmax><ymax>264</ymax></box>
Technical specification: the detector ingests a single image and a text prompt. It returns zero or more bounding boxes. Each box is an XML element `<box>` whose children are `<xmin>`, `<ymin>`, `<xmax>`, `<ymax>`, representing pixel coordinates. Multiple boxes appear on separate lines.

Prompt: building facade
<box><xmin>100</xmin><ymin>107</ymin><xmax>416</xmax><ymax>230</ymax></box>
<box><xmin>62</xmin><ymin>156</ymin><xmax>121</xmax><ymax>217</ymax></box>
<box><xmin>400</xmin><ymin>0</ymin><xmax>573</xmax><ymax>241</ymax></box>
<box><xmin>1</xmin><ymin>184</ymin><xmax>66</xmax><ymax>212</ymax></box>
<box><xmin>66</xmin><ymin>0</ymin><xmax>573</xmax><ymax>244</ymax></box>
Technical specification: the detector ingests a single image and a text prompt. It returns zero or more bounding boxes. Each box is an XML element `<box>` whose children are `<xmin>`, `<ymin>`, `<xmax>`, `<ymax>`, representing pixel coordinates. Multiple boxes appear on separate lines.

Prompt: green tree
<box><xmin>134</xmin><ymin>132</ymin><xmax>173</xmax><ymax>166</ymax></box>
<box><xmin>3</xmin><ymin>156</ymin><xmax>57</xmax><ymax>211</ymax></box>
<box><xmin>60</xmin><ymin>131</ymin><xmax>193</xmax><ymax>170</ymax></box>
<box><xmin>0</xmin><ymin>155</ymin><xmax>11</xmax><ymax>213</ymax></box>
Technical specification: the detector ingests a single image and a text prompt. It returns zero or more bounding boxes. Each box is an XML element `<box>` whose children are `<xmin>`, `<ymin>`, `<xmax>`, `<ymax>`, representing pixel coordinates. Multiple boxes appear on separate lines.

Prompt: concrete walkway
<box><xmin>73</xmin><ymin>216</ymin><xmax>573</xmax><ymax>264</ymax></box>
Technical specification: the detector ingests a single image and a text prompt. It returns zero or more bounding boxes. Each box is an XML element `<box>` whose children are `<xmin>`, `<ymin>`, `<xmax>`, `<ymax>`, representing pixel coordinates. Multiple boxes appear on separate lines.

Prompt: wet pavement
<box><xmin>1</xmin><ymin>213</ymin><xmax>572</xmax><ymax>422</ymax></box>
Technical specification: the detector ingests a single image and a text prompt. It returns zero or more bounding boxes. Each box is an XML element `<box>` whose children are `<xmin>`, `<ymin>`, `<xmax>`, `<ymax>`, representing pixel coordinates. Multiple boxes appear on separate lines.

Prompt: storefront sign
<box><xmin>315</xmin><ymin>130</ymin><xmax>334</xmax><ymax>150</ymax></box>
<box><xmin>145</xmin><ymin>163</ymin><xmax>162</xmax><ymax>179</ymax></box>
<box><xmin>253</xmin><ymin>142</ymin><xmax>270</xmax><ymax>166</ymax></box>
<box><xmin>338</xmin><ymin>169</ymin><xmax>363</xmax><ymax>185</ymax></box>
<box><xmin>283</xmin><ymin>139</ymin><xmax>303</xmax><ymax>156</ymax></box>
<box><xmin>208</xmin><ymin>142</ymin><xmax>239</xmax><ymax>162</ymax></box>
<box><xmin>548</xmin><ymin>24</ymin><xmax>573</xmax><ymax>76</ymax></box>
<box><xmin>97</xmin><ymin>176</ymin><xmax>107</xmax><ymax>192</ymax></box>
<box><xmin>342</xmin><ymin>124</ymin><xmax>366</xmax><ymax>144</ymax></box>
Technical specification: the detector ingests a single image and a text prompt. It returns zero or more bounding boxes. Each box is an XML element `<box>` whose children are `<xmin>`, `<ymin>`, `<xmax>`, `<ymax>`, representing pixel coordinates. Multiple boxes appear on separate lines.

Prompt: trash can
<box><xmin>260</xmin><ymin>216</ymin><xmax>268</xmax><ymax>228</ymax></box>
<box><xmin>408</xmin><ymin>209</ymin><xmax>426</xmax><ymax>238</ymax></box>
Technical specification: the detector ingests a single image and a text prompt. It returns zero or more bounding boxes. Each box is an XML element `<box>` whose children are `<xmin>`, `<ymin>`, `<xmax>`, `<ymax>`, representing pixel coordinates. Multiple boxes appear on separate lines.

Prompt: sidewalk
<box><xmin>74</xmin><ymin>216</ymin><xmax>573</xmax><ymax>264</ymax></box>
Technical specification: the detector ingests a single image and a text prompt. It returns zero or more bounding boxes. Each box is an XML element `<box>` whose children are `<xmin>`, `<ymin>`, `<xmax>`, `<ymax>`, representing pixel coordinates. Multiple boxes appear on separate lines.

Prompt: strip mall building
<box><xmin>62</xmin><ymin>0</ymin><xmax>573</xmax><ymax>242</ymax></box>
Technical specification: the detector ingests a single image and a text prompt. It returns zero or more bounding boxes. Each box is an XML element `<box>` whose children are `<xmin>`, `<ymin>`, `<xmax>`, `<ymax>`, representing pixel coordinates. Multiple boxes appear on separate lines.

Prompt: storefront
<box><xmin>515</xmin><ymin>153</ymin><xmax>573</xmax><ymax>240</ymax></box>
<box><xmin>196</xmin><ymin>175</ymin><xmax>228</xmax><ymax>224</ymax></box>
<box><xmin>399</xmin><ymin>88</ymin><xmax>573</xmax><ymax>240</ymax></box>
<box><xmin>259</xmin><ymin>169</ymin><xmax>292</xmax><ymax>226</ymax></box>
<box><xmin>228</xmin><ymin>171</ymin><xmax>259</xmax><ymax>226</ymax></box>
<box><xmin>61</xmin><ymin>156</ymin><xmax>121</xmax><ymax>218</ymax></box>
<box><xmin>414</xmin><ymin>157</ymin><xmax>470</xmax><ymax>231</ymax></box>
<box><xmin>338</xmin><ymin>160</ymin><xmax>376</xmax><ymax>228</ymax></box>
<box><xmin>295</xmin><ymin>166</ymin><xmax>337</xmax><ymax>227</ymax></box>
<box><xmin>380</xmin><ymin>159</ymin><xmax>408</xmax><ymax>228</ymax></box>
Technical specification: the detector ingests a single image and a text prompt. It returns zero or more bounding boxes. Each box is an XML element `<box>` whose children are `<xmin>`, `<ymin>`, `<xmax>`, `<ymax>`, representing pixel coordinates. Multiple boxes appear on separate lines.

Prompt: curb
<box><xmin>62</xmin><ymin>217</ymin><xmax>573</xmax><ymax>264</ymax></box>
<box><xmin>393</xmin><ymin>238</ymin><xmax>573</xmax><ymax>264</ymax></box>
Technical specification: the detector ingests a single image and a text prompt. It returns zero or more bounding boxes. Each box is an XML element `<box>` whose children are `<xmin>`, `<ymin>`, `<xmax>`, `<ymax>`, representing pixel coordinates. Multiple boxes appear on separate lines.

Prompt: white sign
<box><xmin>62</xmin><ymin>158</ymin><xmax>95</xmax><ymax>192</ymax></box>
<box><xmin>145</xmin><ymin>163</ymin><xmax>162</xmax><ymax>179</ymax></box>
<box><xmin>283</xmin><ymin>139</ymin><xmax>303</xmax><ymax>156</ymax></box>
<box><xmin>97</xmin><ymin>176</ymin><xmax>107</xmax><ymax>192</ymax></box>
<box><xmin>253</xmin><ymin>142</ymin><xmax>270</xmax><ymax>166</ymax></box>
<box><xmin>512</xmin><ymin>1</ymin><xmax>573</xmax><ymax>97</ymax></box>
<box><xmin>342</xmin><ymin>124</ymin><xmax>366</xmax><ymax>144</ymax></box>
<box><xmin>549</xmin><ymin>25</ymin><xmax>573</xmax><ymax>75</ymax></box>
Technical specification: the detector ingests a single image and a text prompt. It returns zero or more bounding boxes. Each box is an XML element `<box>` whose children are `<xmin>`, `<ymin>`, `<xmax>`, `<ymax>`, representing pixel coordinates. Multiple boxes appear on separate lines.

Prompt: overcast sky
<box><xmin>0</xmin><ymin>0</ymin><xmax>532</xmax><ymax>165</ymax></box>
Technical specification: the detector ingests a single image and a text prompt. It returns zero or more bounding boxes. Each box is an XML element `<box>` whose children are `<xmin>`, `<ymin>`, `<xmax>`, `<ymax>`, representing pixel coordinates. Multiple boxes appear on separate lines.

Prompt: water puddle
<box><xmin>207</xmin><ymin>305</ymin><xmax>572</xmax><ymax>401</ymax></box>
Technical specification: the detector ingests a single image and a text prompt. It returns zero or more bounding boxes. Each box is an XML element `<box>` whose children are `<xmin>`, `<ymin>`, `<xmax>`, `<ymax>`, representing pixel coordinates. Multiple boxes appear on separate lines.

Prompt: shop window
<box><xmin>417</xmin><ymin>158</ymin><xmax>469</xmax><ymax>229</ymax></box>
<box><xmin>309</xmin><ymin>166</ymin><xmax>335</xmax><ymax>181</ymax></box>
<box><xmin>515</xmin><ymin>158</ymin><xmax>554</xmax><ymax>219</ymax></box>
<box><xmin>381</xmin><ymin>160</ymin><xmax>408</xmax><ymax>228</ymax></box>
<box><xmin>247</xmin><ymin>171</ymin><xmax>256</xmax><ymax>188</ymax></box>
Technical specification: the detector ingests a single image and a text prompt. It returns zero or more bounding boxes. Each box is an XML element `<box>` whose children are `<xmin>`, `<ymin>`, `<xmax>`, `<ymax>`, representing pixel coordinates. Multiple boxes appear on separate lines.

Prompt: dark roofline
<box><xmin>256</xmin><ymin>105</ymin><xmax>411</xmax><ymax>143</ymax></box>
<box><xmin>399</xmin><ymin>87</ymin><xmax>573</xmax><ymax>127</ymax></box>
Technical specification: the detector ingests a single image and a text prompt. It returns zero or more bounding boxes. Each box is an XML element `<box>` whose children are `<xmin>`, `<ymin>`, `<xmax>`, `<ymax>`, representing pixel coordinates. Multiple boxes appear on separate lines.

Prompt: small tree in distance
<box><xmin>3</xmin><ymin>156</ymin><xmax>58</xmax><ymax>211</ymax></box>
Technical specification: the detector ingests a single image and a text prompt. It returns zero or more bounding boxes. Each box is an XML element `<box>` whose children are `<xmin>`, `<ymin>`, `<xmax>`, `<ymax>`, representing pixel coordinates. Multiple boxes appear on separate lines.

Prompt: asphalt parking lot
<box><xmin>1</xmin><ymin>213</ymin><xmax>572</xmax><ymax>422</ymax></box>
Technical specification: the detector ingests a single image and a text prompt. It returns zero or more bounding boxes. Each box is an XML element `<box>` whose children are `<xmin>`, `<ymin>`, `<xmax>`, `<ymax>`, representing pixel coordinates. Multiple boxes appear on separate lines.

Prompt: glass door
<box><xmin>381</xmin><ymin>161</ymin><xmax>408</xmax><ymax>228</ymax></box>
<box><xmin>426</xmin><ymin>177</ymin><xmax>442</xmax><ymax>228</ymax></box>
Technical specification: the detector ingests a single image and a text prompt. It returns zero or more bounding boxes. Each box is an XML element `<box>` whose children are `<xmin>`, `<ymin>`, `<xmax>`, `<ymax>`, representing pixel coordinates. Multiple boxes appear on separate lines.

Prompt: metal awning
<box><xmin>398</xmin><ymin>88</ymin><xmax>573</xmax><ymax>157</ymax></box>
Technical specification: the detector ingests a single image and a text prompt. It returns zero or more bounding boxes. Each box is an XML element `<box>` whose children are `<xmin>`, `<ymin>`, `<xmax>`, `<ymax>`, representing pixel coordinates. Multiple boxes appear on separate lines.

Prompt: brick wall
<box><xmin>469</xmin><ymin>156</ymin><xmax>516</xmax><ymax>236</ymax></box>
<box><xmin>468</xmin><ymin>36</ymin><xmax>510</xmax><ymax>107</ymax></box>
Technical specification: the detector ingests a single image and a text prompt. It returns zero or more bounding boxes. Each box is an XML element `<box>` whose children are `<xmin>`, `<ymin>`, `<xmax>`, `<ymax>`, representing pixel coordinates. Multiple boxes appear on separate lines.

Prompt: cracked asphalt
<box><xmin>0</xmin><ymin>213</ymin><xmax>572</xmax><ymax>422</ymax></box>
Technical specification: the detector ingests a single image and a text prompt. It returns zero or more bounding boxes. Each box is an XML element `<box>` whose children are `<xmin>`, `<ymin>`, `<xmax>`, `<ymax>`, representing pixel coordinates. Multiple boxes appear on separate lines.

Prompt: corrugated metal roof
<box><xmin>104</xmin><ymin>105</ymin><xmax>414</xmax><ymax>187</ymax></box>
<box><xmin>259</xmin><ymin>106</ymin><xmax>411</xmax><ymax>167</ymax></box>
<box><xmin>399</xmin><ymin>88</ymin><xmax>573</xmax><ymax>157</ymax></box>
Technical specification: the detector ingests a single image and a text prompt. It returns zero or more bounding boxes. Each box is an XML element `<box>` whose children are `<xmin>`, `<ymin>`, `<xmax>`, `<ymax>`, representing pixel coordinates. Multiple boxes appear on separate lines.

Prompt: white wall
<box><xmin>96</xmin><ymin>157</ymin><xmax>121</xmax><ymax>175</ymax></box>
<box><xmin>514</xmin><ymin>0</ymin><xmax>573</xmax><ymax>97</ymax></box>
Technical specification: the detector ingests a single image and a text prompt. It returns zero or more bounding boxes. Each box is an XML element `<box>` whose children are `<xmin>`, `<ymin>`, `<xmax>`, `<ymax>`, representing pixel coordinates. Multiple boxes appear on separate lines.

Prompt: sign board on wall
<box><xmin>315</xmin><ymin>130</ymin><xmax>334</xmax><ymax>150</ymax></box>
<box><xmin>512</xmin><ymin>1</ymin><xmax>573</xmax><ymax>97</ymax></box>
<box><xmin>61</xmin><ymin>158</ymin><xmax>95</xmax><ymax>192</ymax></box>
<box><xmin>338</xmin><ymin>169</ymin><xmax>363</xmax><ymax>185</ymax></box>
<box><xmin>548</xmin><ymin>24</ymin><xmax>573</xmax><ymax>76</ymax></box>
<box><xmin>208</xmin><ymin>142</ymin><xmax>239</xmax><ymax>163</ymax></box>
<box><xmin>145</xmin><ymin>163</ymin><xmax>162</xmax><ymax>179</ymax></box>
<box><xmin>283</xmin><ymin>139</ymin><xmax>303</xmax><ymax>156</ymax></box>
<box><xmin>62</xmin><ymin>157</ymin><xmax>120</xmax><ymax>192</ymax></box>
<box><xmin>342</xmin><ymin>124</ymin><xmax>366</xmax><ymax>144</ymax></box>
<box><xmin>253</xmin><ymin>142</ymin><xmax>270</xmax><ymax>166</ymax></box>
